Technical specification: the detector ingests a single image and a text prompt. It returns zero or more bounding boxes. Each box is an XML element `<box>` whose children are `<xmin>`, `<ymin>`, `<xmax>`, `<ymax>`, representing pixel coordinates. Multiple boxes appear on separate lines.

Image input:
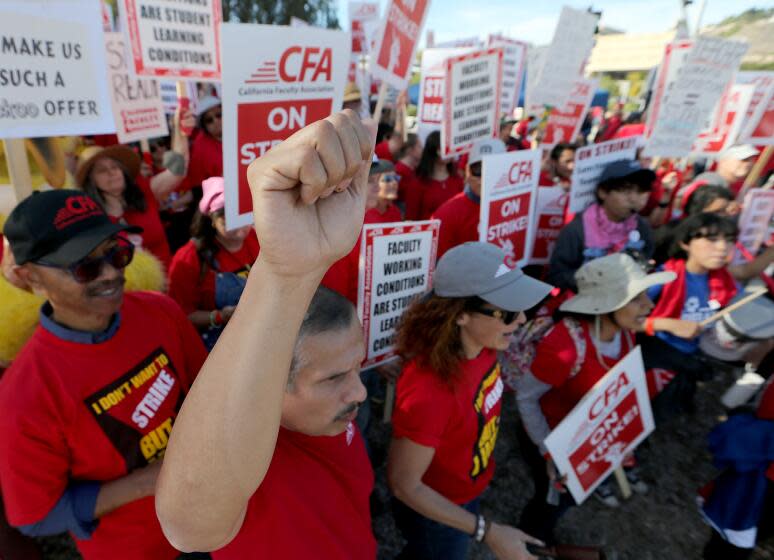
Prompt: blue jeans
<box><xmin>393</xmin><ymin>497</ymin><xmax>480</xmax><ymax>560</ymax></box>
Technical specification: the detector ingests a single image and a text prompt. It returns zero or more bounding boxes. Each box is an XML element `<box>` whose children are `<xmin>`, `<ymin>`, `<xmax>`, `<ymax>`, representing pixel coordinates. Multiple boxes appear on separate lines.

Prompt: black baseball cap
<box><xmin>4</xmin><ymin>190</ymin><xmax>142</xmax><ymax>266</ymax></box>
<box><xmin>598</xmin><ymin>160</ymin><xmax>655</xmax><ymax>189</ymax></box>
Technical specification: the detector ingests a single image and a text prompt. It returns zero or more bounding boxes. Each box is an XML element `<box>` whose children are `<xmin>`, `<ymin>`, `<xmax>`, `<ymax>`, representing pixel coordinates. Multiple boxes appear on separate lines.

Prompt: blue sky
<box><xmin>337</xmin><ymin>0</ymin><xmax>771</xmax><ymax>46</ymax></box>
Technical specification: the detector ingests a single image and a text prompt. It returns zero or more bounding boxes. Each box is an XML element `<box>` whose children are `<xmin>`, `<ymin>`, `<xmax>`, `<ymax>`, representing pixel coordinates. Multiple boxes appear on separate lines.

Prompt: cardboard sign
<box><xmin>358</xmin><ymin>220</ymin><xmax>440</xmax><ymax>368</ymax></box>
<box><xmin>739</xmin><ymin>83</ymin><xmax>774</xmax><ymax>146</ymax></box>
<box><xmin>643</xmin><ymin>37</ymin><xmax>748</xmax><ymax>158</ymax></box>
<box><xmin>104</xmin><ymin>32</ymin><xmax>168</xmax><ymax>143</ymax></box>
<box><xmin>524</xmin><ymin>45</ymin><xmax>548</xmax><ymax>117</ymax></box>
<box><xmin>479</xmin><ymin>150</ymin><xmax>540</xmax><ymax>268</ymax></box>
<box><xmin>692</xmin><ymin>84</ymin><xmax>754</xmax><ymax>156</ymax></box>
<box><xmin>120</xmin><ymin>0</ymin><xmax>222</xmax><ymax>81</ymax></box>
<box><xmin>645</xmin><ymin>40</ymin><xmax>693</xmax><ymax>139</ymax></box>
<box><xmin>442</xmin><ymin>48</ymin><xmax>504</xmax><ymax>157</ymax></box>
<box><xmin>529</xmin><ymin>6</ymin><xmax>597</xmax><ymax>111</ymax></box>
<box><xmin>569</xmin><ymin>136</ymin><xmax>640</xmax><ymax>214</ymax></box>
<box><xmin>541</xmin><ymin>78</ymin><xmax>598</xmax><ymax>149</ymax></box>
<box><xmin>0</xmin><ymin>1</ymin><xmax>114</xmax><ymax>138</ymax></box>
<box><xmin>434</xmin><ymin>37</ymin><xmax>483</xmax><ymax>49</ymax></box>
<box><xmin>290</xmin><ymin>17</ymin><xmax>311</xmax><ymax>28</ymax></box>
<box><xmin>735</xmin><ymin>190</ymin><xmax>774</xmax><ymax>265</ymax></box>
<box><xmin>544</xmin><ymin>346</ymin><xmax>655</xmax><ymax>504</ymax></box>
<box><xmin>487</xmin><ymin>34</ymin><xmax>528</xmax><ymax>117</ymax></box>
<box><xmin>349</xmin><ymin>2</ymin><xmax>379</xmax><ymax>55</ymax></box>
<box><xmin>369</xmin><ymin>0</ymin><xmax>431</xmax><ymax>91</ymax></box>
<box><xmin>529</xmin><ymin>186</ymin><xmax>568</xmax><ymax>265</ymax></box>
<box><xmin>735</xmin><ymin>71</ymin><xmax>774</xmax><ymax>139</ymax></box>
<box><xmin>416</xmin><ymin>47</ymin><xmax>470</xmax><ymax>143</ymax></box>
<box><xmin>221</xmin><ymin>23</ymin><xmax>348</xmax><ymax>229</ymax></box>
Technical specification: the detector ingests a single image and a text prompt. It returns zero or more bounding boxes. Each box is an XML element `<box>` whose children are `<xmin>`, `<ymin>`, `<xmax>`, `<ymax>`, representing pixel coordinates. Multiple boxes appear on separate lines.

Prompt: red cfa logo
<box><xmin>54</xmin><ymin>195</ymin><xmax>102</xmax><ymax>230</ymax></box>
<box><xmin>246</xmin><ymin>46</ymin><xmax>332</xmax><ymax>84</ymax></box>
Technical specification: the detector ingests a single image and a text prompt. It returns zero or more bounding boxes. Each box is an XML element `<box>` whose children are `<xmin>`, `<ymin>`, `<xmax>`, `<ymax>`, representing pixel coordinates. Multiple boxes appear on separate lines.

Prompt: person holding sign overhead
<box><xmin>157</xmin><ymin>110</ymin><xmax>380</xmax><ymax>559</ymax></box>
<box><xmin>388</xmin><ymin>242</ymin><xmax>552</xmax><ymax>560</ymax></box>
<box><xmin>548</xmin><ymin>160</ymin><xmax>655</xmax><ymax>292</ymax></box>
<box><xmin>515</xmin><ymin>253</ymin><xmax>676</xmax><ymax>542</ymax></box>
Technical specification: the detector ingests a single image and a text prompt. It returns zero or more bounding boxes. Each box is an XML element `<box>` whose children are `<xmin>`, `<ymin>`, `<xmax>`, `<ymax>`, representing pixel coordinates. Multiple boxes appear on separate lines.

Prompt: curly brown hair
<box><xmin>395</xmin><ymin>294</ymin><xmax>479</xmax><ymax>384</ymax></box>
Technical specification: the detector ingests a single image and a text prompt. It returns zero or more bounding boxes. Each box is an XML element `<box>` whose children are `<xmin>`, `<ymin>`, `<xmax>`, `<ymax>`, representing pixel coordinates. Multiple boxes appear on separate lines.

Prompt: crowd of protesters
<box><xmin>0</xmin><ymin>69</ymin><xmax>773</xmax><ymax>560</ymax></box>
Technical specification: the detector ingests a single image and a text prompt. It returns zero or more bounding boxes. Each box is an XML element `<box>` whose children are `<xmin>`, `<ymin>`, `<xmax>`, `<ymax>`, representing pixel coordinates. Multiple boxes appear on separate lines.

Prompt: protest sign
<box><xmin>0</xmin><ymin>1</ymin><xmax>114</xmax><ymax>138</ymax></box>
<box><xmin>221</xmin><ymin>23</ymin><xmax>348</xmax><ymax>229</ymax></box>
<box><xmin>528</xmin><ymin>186</ymin><xmax>568</xmax><ymax>265</ymax></box>
<box><xmin>524</xmin><ymin>45</ymin><xmax>548</xmax><ymax>117</ymax></box>
<box><xmin>645</xmin><ymin>40</ymin><xmax>693</xmax><ymax>139</ymax></box>
<box><xmin>479</xmin><ymin>150</ymin><xmax>540</xmax><ymax>268</ymax></box>
<box><xmin>358</xmin><ymin>220</ymin><xmax>440</xmax><ymax>368</ymax></box>
<box><xmin>369</xmin><ymin>0</ymin><xmax>431</xmax><ymax>91</ymax></box>
<box><xmin>159</xmin><ymin>80</ymin><xmax>198</xmax><ymax>115</ymax></box>
<box><xmin>544</xmin><ymin>346</ymin><xmax>655</xmax><ymax>504</ymax></box>
<box><xmin>739</xmin><ymin>84</ymin><xmax>774</xmax><ymax>146</ymax></box>
<box><xmin>104</xmin><ymin>32</ymin><xmax>168</xmax><ymax>144</ymax></box>
<box><xmin>290</xmin><ymin>17</ymin><xmax>310</xmax><ymax>28</ymax></box>
<box><xmin>541</xmin><ymin>78</ymin><xmax>598</xmax><ymax>148</ymax></box>
<box><xmin>441</xmin><ymin>48</ymin><xmax>504</xmax><ymax>157</ymax></box>
<box><xmin>487</xmin><ymin>34</ymin><xmax>528</xmax><ymax>117</ymax></box>
<box><xmin>735</xmin><ymin>71</ymin><xmax>774</xmax><ymax>139</ymax></box>
<box><xmin>349</xmin><ymin>2</ymin><xmax>379</xmax><ymax>55</ymax></box>
<box><xmin>120</xmin><ymin>0</ymin><xmax>222</xmax><ymax>81</ymax></box>
<box><xmin>735</xmin><ymin>190</ymin><xmax>774</xmax><ymax>265</ymax></box>
<box><xmin>643</xmin><ymin>37</ymin><xmax>748</xmax><ymax>158</ymax></box>
<box><xmin>569</xmin><ymin>136</ymin><xmax>640</xmax><ymax>214</ymax></box>
<box><xmin>529</xmin><ymin>6</ymin><xmax>597</xmax><ymax>111</ymax></box>
<box><xmin>692</xmin><ymin>84</ymin><xmax>754</xmax><ymax>156</ymax></box>
<box><xmin>434</xmin><ymin>37</ymin><xmax>483</xmax><ymax>49</ymax></box>
<box><xmin>416</xmin><ymin>47</ymin><xmax>470</xmax><ymax>142</ymax></box>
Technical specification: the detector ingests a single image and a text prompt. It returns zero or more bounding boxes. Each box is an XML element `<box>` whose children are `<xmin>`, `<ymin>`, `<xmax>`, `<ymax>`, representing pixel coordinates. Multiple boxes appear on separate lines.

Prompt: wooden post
<box><xmin>372</xmin><ymin>81</ymin><xmax>388</xmax><ymax>122</ymax></box>
<box><xmin>613</xmin><ymin>466</ymin><xmax>632</xmax><ymax>499</ymax></box>
<box><xmin>3</xmin><ymin>139</ymin><xmax>33</xmax><ymax>203</ymax></box>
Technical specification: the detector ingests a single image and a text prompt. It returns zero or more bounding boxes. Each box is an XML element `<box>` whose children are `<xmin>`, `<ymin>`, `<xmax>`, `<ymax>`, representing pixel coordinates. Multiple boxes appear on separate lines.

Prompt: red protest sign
<box><xmin>541</xmin><ymin>78</ymin><xmax>597</xmax><ymax>148</ymax></box>
<box><xmin>693</xmin><ymin>84</ymin><xmax>754</xmax><ymax>155</ymax></box>
<box><xmin>349</xmin><ymin>2</ymin><xmax>379</xmax><ymax>55</ymax></box>
<box><xmin>528</xmin><ymin>186</ymin><xmax>568</xmax><ymax>265</ymax></box>
<box><xmin>369</xmin><ymin>0</ymin><xmax>431</xmax><ymax>90</ymax></box>
<box><xmin>544</xmin><ymin>347</ymin><xmax>654</xmax><ymax>504</ymax></box>
<box><xmin>740</xmin><ymin>84</ymin><xmax>774</xmax><ymax>145</ymax></box>
<box><xmin>121</xmin><ymin>0</ymin><xmax>222</xmax><ymax>81</ymax></box>
<box><xmin>479</xmin><ymin>150</ymin><xmax>540</xmax><ymax>268</ymax></box>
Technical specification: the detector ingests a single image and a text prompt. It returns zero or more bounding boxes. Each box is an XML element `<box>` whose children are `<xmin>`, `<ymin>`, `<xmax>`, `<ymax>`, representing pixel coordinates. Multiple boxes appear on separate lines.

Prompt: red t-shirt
<box><xmin>412</xmin><ymin>174</ymin><xmax>464</xmax><ymax>221</ymax></box>
<box><xmin>365</xmin><ymin>204</ymin><xmax>402</xmax><ymax>224</ymax></box>
<box><xmin>531</xmin><ymin>320</ymin><xmax>634</xmax><ymax>428</ymax></box>
<box><xmin>213</xmin><ymin>425</ymin><xmax>375</xmax><ymax>560</ymax></box>
<box><xmin>374</xmin><ymin>140</ymin><xmax>394</xmax><ymax>162</ymax></box>
<box><xmin>117</xmin><ymin>177</ymin><xmax>171</xmax><ymax>267</ymax></box>
<box><xmin>0</xmin><ymin>292</ymin><xmax>206</xmax><ymax>560</ymax></box>
<box><xmin>392</xmin><ymin>350</ymin><xmax>503</xmax><ymax>504</ymax></box>
<box><xmin>431</xmin><ymin>190</ymin><xmax>479</xmax><ymax>258</ymax></box>
<box><xmin>167</xmin><ymin>232</ymin><xmax>260</xmax><ymax>315</ymax></box>
<box><xmin>187</xmin><ymin>132</ymin><xmax>223</xmax><ymax>188</ymax></box>
<box><xmin>395</xmin><ymin>160</ymin><xmax>418</xmax><ymax>207</ymax></box>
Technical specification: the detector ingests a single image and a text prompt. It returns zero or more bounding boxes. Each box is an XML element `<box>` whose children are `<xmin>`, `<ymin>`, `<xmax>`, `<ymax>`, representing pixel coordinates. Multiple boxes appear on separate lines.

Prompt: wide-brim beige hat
<box><xmin>343</xmin><ymin>81</ymin><xmax>362</xmax><ymax>103</ymax></box>
<box><xmin>560</xmin><ymin>253</ymin><xmax>676</xmax><ymax>315</ymax></box>
<box><xmin>75</xmin><ymin>145</ymin><xmax>141</xmax><ymax>188</ymax></box>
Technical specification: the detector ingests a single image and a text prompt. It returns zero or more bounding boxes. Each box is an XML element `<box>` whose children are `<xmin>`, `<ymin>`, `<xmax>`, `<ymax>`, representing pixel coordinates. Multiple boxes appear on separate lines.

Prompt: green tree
<box><xmin>221</xmin><ymin>0</ymin><xmax>339</xmax><ymax>28</ymax></box>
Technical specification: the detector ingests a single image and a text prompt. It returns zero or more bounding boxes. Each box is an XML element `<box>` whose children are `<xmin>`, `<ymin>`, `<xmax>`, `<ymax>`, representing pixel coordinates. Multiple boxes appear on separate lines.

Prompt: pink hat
<box><xmin>199</xmin><ymin>177</ymin><xmax>225</xmax><ymax>215</ymax></box>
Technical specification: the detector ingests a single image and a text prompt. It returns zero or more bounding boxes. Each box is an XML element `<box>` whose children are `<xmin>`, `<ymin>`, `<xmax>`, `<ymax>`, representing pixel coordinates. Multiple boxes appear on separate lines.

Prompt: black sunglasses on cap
<box><xmin>37</xmin><ymin>241</ymin><xmax>135</xmax><ymax>284</ymax></box>
<box><xmin>472</xmin><ymin>306</ymin><xmax>518</xmax><ymax>324</ymax></box>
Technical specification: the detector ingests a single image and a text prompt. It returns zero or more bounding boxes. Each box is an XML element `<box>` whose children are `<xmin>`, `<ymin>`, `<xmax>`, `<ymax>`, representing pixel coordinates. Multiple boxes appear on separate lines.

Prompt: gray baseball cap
<box><xmin>434</xmin><ymin>242</ymin><xmax>553</xmax><ymax>311</ymax></box>
<box><xmin>468</xmin><ymin>138</ymin><xmax>506</xmax><ymax>166</ymax></box>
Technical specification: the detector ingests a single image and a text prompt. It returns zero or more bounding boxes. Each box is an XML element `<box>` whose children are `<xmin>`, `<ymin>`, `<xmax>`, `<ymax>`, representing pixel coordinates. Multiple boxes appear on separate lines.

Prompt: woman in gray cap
<box><xmin>515</xmin><ymin>253</ymin><xmax>679</xmax><ymax>543</ymax></box>
<box><xmin>387</xmin><ymin>242</ymin><xmax>552</xmax><ymax>560</ymax></box>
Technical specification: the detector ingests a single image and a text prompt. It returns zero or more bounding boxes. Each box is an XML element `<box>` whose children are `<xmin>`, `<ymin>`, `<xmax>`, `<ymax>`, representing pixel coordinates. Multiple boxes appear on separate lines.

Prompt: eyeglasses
<box><xmin>380</xmin><ymin>174</ymin><xmax>401</xmax><ymax>183</ymax></box>
<box><xmin>38</xmin><ymin>242</ymin><xmax>135</xmax><ymax>284</ymax></box>
<box><xmin>472</xmin><ymin>306</ymin><xmax>518</xmax><ymax>324</ymax></box>
<box><xmin>203</xmin><ymin>112</ymin><xmax>222</xmax><ymax>125</ymax></box>
<box><xmin>469</xmin><ymin>162</ymin><xmax>482</xmax><ymax>177</ymax></box>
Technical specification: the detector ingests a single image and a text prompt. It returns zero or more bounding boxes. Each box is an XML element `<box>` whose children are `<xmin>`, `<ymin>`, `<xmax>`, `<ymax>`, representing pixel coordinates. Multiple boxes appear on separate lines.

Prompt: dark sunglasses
<box><xmin>380</xmin><ymin>174</ymin><xmax>401</xmax><ymax>182</ymax></box>
<box><xmin>38</xmin><ymin>242</ymin><xmax>135</xmax><ymax>284</ymax></box>
<box><xmin>469</xmin><ymin>162</ymin><xmax>482</xmax><ymax>177</ymax></box>
<box><xmin>472</xmin><ymin>306</ymin><xmax>518</xmax><ymax>324</ymax></box>
<box><xmin>203</xmin><ymin>112</ymin><xmax>222</xmax><ymax>125</ymax></box>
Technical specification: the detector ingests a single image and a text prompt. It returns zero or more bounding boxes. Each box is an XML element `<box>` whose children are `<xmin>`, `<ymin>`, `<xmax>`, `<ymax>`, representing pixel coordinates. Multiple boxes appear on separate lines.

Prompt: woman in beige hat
<box><xmin>514</xmin><ymin>252</ymin><xmax>689</xmax><ymax>542</ymax></box>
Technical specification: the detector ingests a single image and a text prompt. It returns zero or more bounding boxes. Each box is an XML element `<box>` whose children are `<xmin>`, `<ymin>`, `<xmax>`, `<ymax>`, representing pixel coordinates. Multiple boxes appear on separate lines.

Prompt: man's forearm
<box><xmin>94</xmin><ymin>464</ymin><xmax>157</xmax><ymax>519</ymax></box>
<box><xmin>156</xmin><ymin>260</ymin><xmax>324</xmax><ymax>551</ymax></box>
